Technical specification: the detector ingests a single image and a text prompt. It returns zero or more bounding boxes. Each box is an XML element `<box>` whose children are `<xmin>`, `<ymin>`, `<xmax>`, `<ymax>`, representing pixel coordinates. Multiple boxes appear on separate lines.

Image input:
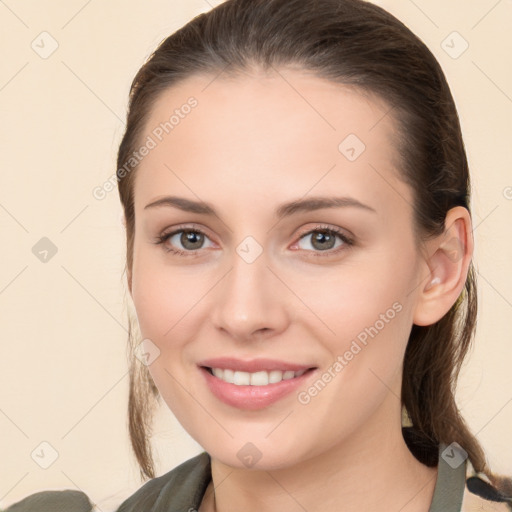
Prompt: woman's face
<box><xmin>129</xmin><ymin>68</ymin><xmax>428</xmax><ymax>470</ymax></box>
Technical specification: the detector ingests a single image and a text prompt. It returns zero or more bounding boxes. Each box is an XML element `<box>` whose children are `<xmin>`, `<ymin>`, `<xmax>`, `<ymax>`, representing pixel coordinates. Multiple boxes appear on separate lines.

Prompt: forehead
<box><xmin>133</xmin><ymin>68</ymin><xmax>411</xmax><ymax>215</ymax></box>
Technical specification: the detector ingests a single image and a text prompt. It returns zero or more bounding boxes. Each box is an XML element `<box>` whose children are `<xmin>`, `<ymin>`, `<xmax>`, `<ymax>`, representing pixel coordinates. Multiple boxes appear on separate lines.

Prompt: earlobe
<box><xmin>413</xmin><ymin>206</ymin><xmax>473</xmax><ymax>326</ymax></box>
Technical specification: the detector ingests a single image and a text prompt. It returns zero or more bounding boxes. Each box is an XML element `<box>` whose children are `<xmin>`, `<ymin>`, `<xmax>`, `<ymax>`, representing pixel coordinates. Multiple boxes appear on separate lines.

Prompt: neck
<box><xmin>201</xmin><ymin>402</ymin><xmax>438</xmax><ymax>512</ymax></box>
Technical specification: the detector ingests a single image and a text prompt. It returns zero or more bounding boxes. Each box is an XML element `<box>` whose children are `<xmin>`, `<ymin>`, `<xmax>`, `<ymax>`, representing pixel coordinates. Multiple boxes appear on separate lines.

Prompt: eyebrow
<box><xmin>144</xmin><ymin>195</ymin><xmax>376</xmax><ymax>218</ymax></box>
<box><xmin>144</xmin><ymin>196</ymin><xmax>377</xmax><ymax>219</ymax></box>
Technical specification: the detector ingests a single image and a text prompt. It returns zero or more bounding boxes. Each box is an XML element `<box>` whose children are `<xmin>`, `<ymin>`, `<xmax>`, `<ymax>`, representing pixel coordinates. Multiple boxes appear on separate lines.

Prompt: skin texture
<box><xmin>127</xmin><ymin>68</ymin><xmax>473</xmax><ymax>512</ymax></box>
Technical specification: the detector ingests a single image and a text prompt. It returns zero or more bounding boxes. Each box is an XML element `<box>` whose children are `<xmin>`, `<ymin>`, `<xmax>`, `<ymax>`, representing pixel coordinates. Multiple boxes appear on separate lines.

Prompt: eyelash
<box><xmin>153</xmin><ymin>223</ymin><xmax>354</xmax><ymax>258</ymax></box>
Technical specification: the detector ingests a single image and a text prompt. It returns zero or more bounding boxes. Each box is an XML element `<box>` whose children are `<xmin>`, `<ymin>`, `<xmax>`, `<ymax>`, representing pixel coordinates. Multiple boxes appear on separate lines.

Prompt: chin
<box><xmin>200</xmin><ymin>434</ymin><xmax>318</xmax><ymax>472</ymax></box>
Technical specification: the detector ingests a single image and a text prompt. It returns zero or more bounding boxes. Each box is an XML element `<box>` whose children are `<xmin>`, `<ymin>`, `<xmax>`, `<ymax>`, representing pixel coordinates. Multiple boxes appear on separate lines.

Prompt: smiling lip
<box><xmin>198</xmin><ymin>357</ymin><xmax>317</xmax><ymax>410</ymax></box>
<box><xmin>198</xmin><ymin>357</ymin><xmax>313</xmax><ymax>373</ymax></box>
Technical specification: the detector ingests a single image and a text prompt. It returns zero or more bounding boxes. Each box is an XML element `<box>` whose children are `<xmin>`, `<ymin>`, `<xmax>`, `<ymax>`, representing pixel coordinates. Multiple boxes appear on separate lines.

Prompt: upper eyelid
<box><xmin>160</xmin><ymin>224</ymin><xmax>216</xmax><ymax>243</ymax></box>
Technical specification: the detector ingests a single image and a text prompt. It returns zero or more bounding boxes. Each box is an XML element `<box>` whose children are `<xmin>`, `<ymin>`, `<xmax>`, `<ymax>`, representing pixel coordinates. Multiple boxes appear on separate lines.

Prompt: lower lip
<box><xmin>200</xmin><ymin>367</ymin><xmax>316</xmax><ymax>410</ymax></box>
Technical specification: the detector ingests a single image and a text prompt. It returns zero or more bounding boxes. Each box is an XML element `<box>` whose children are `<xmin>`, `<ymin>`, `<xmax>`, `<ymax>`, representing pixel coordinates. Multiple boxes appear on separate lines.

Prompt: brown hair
<box><xmin>117</xmin><ymin>0</ymin><xmax>501</xmax><ymax>486</ymax></box>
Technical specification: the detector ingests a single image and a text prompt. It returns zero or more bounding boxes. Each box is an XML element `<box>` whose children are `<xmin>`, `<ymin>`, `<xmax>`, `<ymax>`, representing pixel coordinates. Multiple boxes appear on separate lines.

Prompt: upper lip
<box><xmin>198</xmin><ymin>357</ymin><xmax>316</xmax><ymax>373</ymax></box>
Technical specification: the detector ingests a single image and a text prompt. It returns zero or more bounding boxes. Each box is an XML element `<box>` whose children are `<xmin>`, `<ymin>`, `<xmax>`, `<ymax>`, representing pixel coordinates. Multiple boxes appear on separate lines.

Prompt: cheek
<box><xmin>131</xmin><ymin>272</ymin><xmax>172</xmax><ymax>340</ymax></box>
<box><xmin>130</xmin><ymin>261</ymin><xmax>198</xmax><ymax>411</ymax></box>
<box><xmin>130</xmin><ymin>243</ymin><xmax>204</xmax><ymax>341</ymax></box>
<box><xmin>294</xmin><ymin>251</ymin><xmax>417</xmax><ymax>342</ymax></box>
<box><xmin>130</xmin><ymin>252</ymin><xmax>220</xmax><ymax>394</ymax></box>
<box><xmin>336</xmin><ymin>255</ymin><xmax>417</xmax><ymax>378</ymax></box>
<box><xmin>132</xmin><ymin>282</ymin><xmax>196</xmax><ymax>355</ymax></box>
<box><xmin>294</xmin><ymin>248</ymin><xmax>419</xmax><ymax>408</ymax></box>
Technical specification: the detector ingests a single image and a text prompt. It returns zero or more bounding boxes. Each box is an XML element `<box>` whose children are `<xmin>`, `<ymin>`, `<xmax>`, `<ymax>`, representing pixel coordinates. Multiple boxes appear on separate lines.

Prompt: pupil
<box><xmin>182</xmin><ymin>230</ymin><xmax>203</xmax><ymax>249</ymax></box>
<box><xmin>313</xmin><ymin>231</ymin><xmax>334</xmax><ymax>250</ymax></box>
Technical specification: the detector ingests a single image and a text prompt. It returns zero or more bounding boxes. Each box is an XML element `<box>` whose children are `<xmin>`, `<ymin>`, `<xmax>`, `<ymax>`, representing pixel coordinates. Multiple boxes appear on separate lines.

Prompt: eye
<box><xmin>292</xmin><ymin>225</ymin><xmax>354</xmax><ymax>257</ymax></box>
<box><xmin>153</xmin><ymin>223</ymin><xmax>354</xmax><ymax>258</ymax></box>
<box><xmin>154</xmin><ymin>225</ymin><xmax>214</xmax><ymax>255</ymax></box>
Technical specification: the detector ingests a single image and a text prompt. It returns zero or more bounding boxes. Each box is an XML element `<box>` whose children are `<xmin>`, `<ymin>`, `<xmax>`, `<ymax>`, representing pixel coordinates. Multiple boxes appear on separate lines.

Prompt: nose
<box><xmin>210</xmin><ymin>248</ymin><xmax>289</xmax><ymax>343</ymax></box>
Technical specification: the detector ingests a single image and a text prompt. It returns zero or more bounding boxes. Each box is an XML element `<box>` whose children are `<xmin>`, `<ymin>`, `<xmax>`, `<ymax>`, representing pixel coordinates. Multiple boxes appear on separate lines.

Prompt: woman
<box><xmin>4</xmin><ymin>0</ymin><xmax>510</xmax><ymax>511</ymax></box>
<box><xmin>113</xmin><ymin>0</ymin><xmax>512</xmax><ymax>510</ymax></box>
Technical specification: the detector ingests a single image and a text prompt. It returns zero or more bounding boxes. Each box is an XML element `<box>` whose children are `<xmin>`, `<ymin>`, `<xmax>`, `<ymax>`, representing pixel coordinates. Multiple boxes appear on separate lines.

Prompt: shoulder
<box><xmin>462</xmin><ymin>461</ymin><xmax>512</xmax><ymax>512</ymax></box>
<box><xmin>1</xmin><ymin>490</ymin><xmax>94</xmax><ymax>512</ymax></box>
<box><xmin>0</xmin><ymin>454</ymin><xmax>210</xmax><ymax>512</ymax></box>
<box><xmin>115</xmin><ymin>451</ymin><xmax>211</xmax><ymax>512</ymax></box>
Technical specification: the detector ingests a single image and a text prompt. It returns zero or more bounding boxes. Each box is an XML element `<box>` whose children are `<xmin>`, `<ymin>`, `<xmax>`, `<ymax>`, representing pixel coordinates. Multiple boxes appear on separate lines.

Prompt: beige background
<box><xmin>1</xmin><ymin>0</ymin><xmax>511</xmax><ymax>510</ymax></box>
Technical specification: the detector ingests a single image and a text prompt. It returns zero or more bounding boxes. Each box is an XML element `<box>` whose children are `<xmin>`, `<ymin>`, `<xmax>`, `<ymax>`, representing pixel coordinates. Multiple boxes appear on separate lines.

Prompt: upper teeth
<box><xmin>211</xmin><ymin>368</ymin><xmax>307</xmax><ymax>386</ymax></box>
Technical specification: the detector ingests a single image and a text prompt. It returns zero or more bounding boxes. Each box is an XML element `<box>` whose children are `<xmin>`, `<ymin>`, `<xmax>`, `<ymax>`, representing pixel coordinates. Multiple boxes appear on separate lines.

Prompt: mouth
<box><xmin>198</xmin><ymin>358</ymin><xmax>318</xmax><ymax>410</ymax></box>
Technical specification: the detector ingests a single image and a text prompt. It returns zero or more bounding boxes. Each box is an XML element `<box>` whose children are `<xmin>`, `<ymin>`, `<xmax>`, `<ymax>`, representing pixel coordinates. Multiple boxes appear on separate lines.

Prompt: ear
<box><xmin>413</xmin><ymin>206</ymin><xmax>473</xmax><ymax>326</ymax></box>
